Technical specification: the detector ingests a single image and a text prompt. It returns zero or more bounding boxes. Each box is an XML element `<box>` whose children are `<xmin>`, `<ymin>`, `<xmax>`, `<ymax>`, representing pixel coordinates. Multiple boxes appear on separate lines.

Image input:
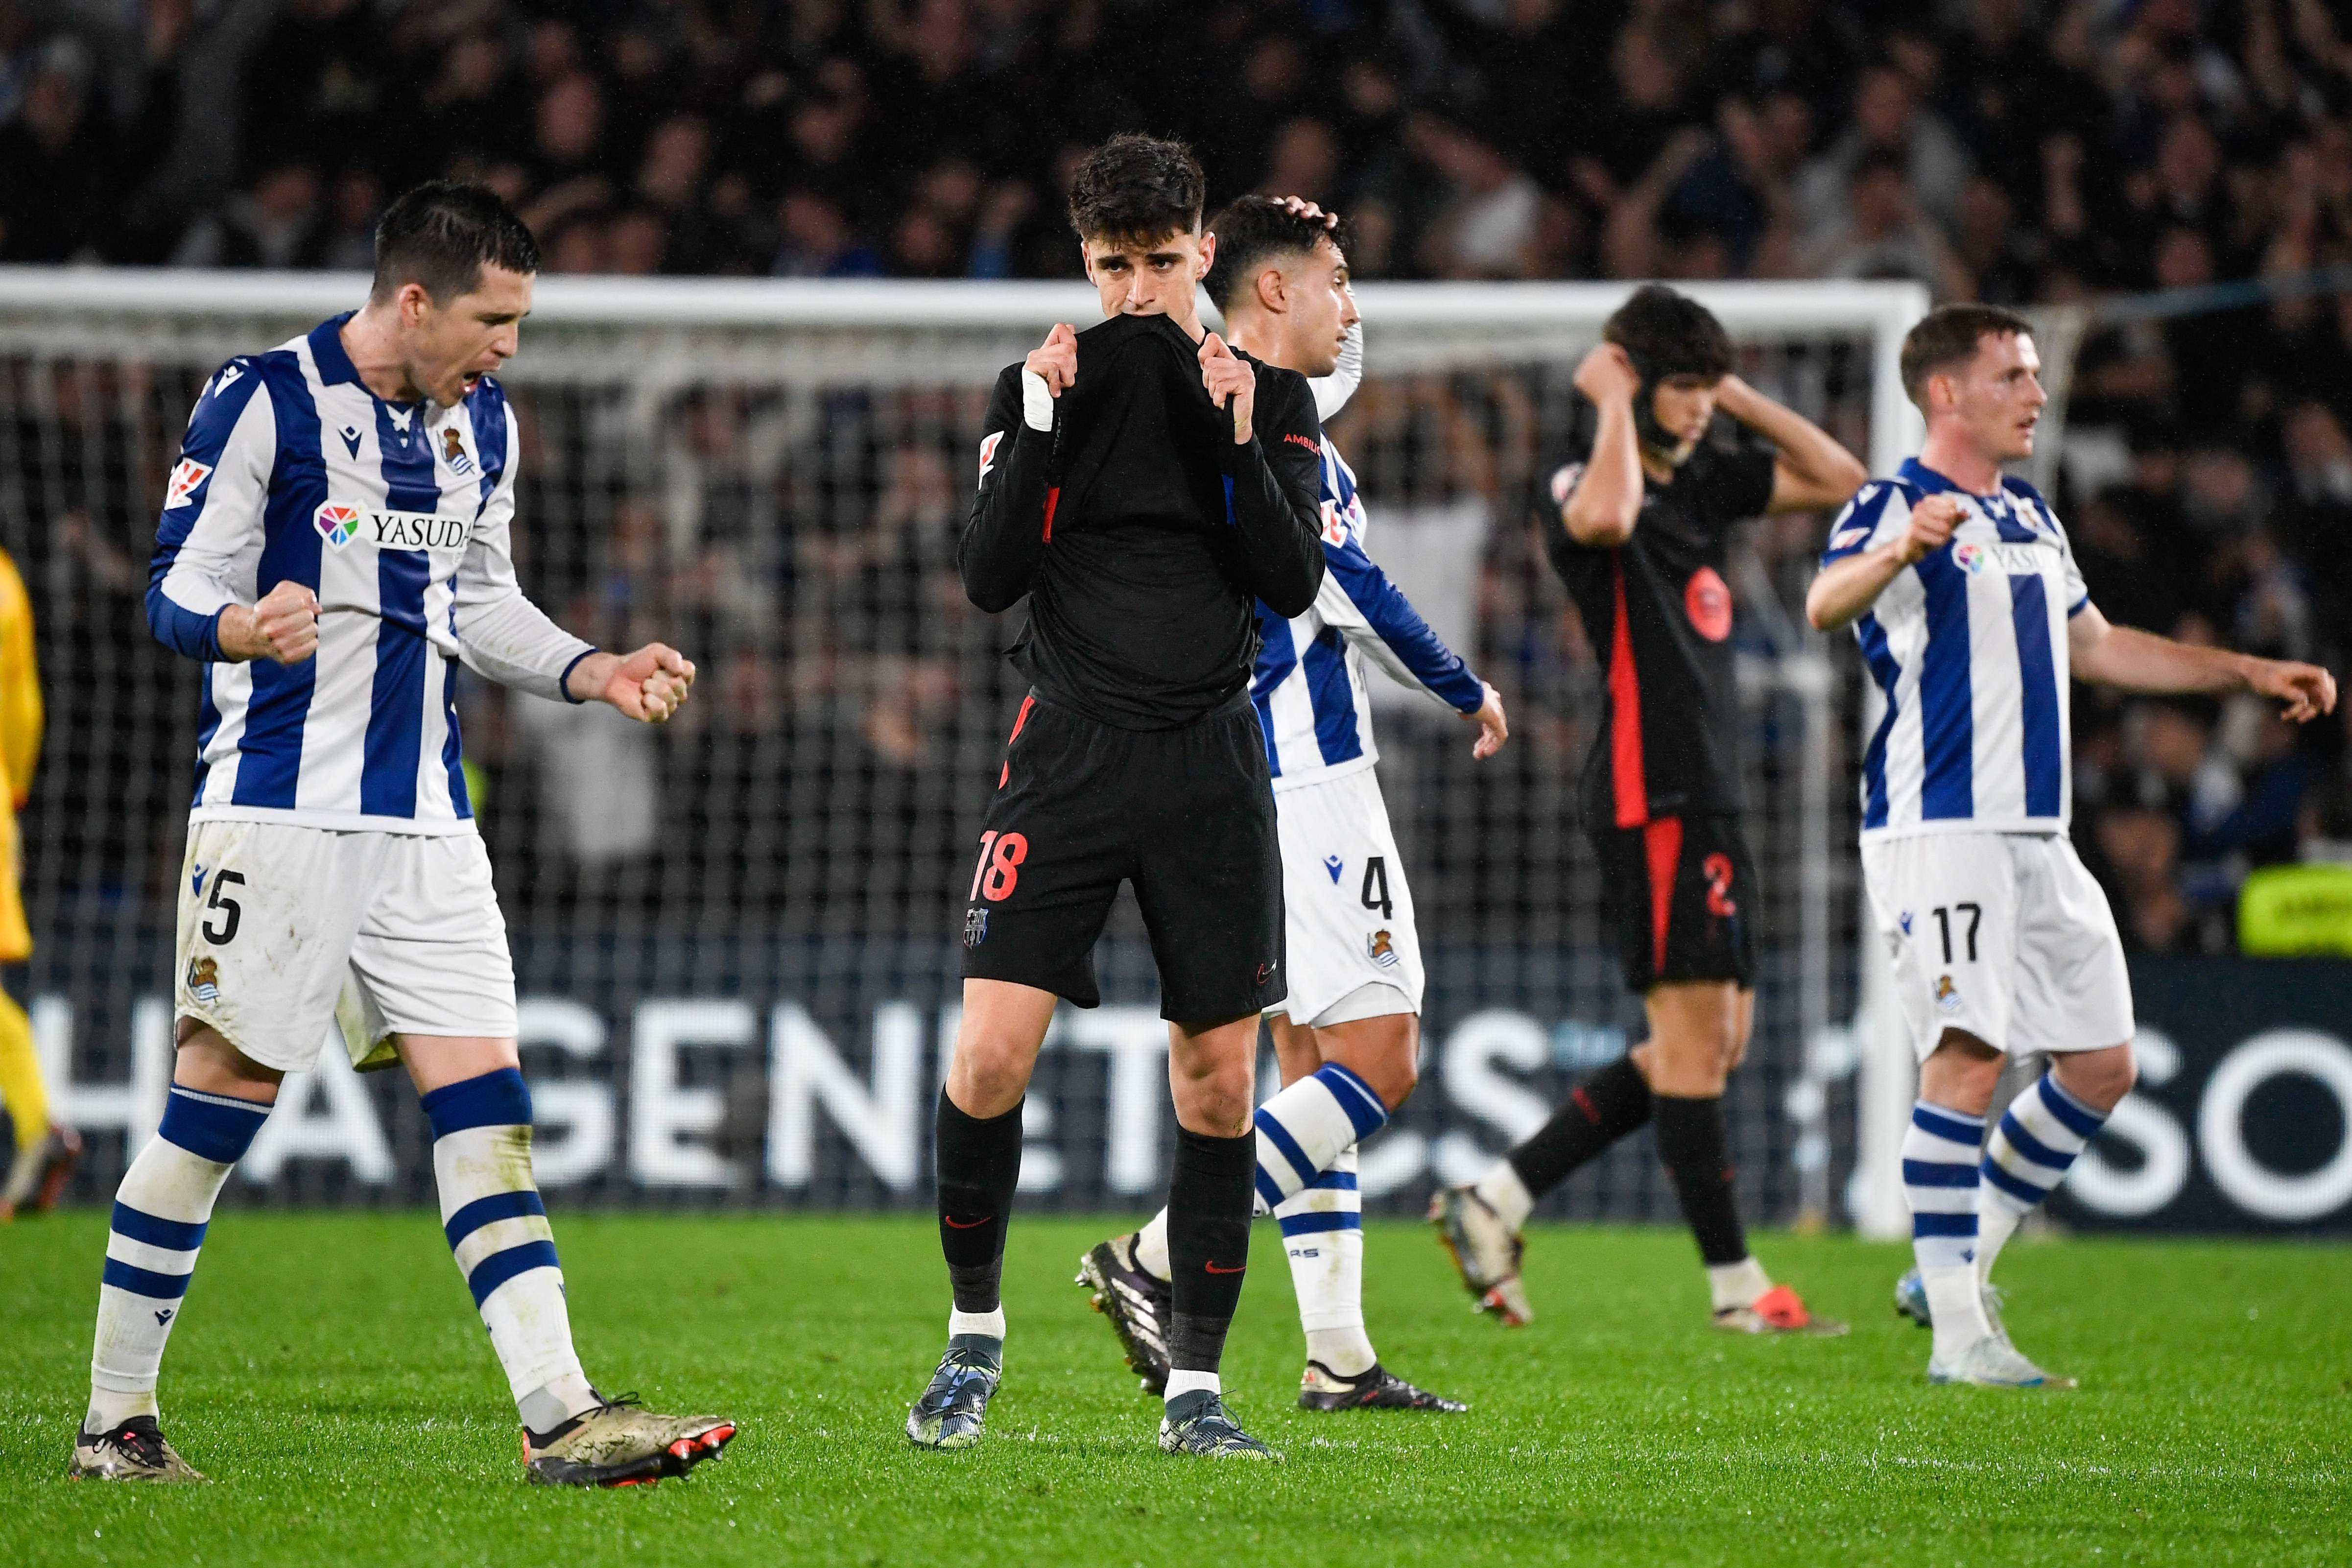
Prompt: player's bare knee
<box><xmin>1172</xmin><ymin>1069</ymin><xmax>1255</xmax><ymax>1139</ymax></box>
<box><xmin>2054</xmin><ymin>1044</ymin><xmax>2136</xmax><ymax>1112</ymax></box>
<box><xmin>170</xmin><ymin>1019</ymin><xmax>282</xmax><ymax>1100</ymax></box>
<box><xmin>1920</xmin><ymin>1028</ymin><xmax>2004</xmax><ymax>1115</ymax></box>
<box><xmin>944</xmin><ymin>1041</ymin><xmax>1032</xmax><ymax>1120</ymax></box>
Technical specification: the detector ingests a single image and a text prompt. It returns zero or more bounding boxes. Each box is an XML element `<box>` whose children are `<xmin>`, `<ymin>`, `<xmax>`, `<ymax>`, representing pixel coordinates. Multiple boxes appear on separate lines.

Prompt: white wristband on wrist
<box><xmin>1020</xmin><ymin>369</ymin><xmax>1054</xmax><ymax>431</ymax></box>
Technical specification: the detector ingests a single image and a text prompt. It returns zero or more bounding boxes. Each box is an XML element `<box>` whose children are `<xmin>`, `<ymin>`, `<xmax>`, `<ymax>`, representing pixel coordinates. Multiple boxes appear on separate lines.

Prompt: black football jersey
<box><xmin>1543</xmin><ymin>413</ymin><xmax>1776</xmax><ymax>829</ymax></box>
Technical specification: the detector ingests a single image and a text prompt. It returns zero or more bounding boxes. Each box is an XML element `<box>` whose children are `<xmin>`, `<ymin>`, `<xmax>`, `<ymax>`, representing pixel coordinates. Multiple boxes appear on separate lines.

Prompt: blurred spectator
<box><xmin>171</xmin><ymin>162</ymin><xmax>325</xmax><ymax>269</ymax></box>
<box><xmin>313</xmin><ymin>170</ymin><xmax>383</xmax><ymax>272</ymax></box>
<box><xmin>0</xmin><ymin>42</ymin><xmax>113</xmax><ymax>261</ymax></box>
<box><xmin>1798</xmin><ymin>148</ymin><xmax>1973</xmax><ymax>300</ymax></box>
<box><xmin>1411</xmin><ymin>116</ymin><xmax>1544</xmax><ymax>280</ymax></box>
<box><xmin>1794</xmin><ymin>64</ymin><xmax>1972</xmax><ymax>248</ymax></box>
<box><xmin>773</xmin><ymin>190</ymin><xmax>881</xmax><ymax>278</ymax></box>
<box><xmin>239</xmin><ymin>0</ymin><xmax>380</xmax><ymax>177</ymax></box>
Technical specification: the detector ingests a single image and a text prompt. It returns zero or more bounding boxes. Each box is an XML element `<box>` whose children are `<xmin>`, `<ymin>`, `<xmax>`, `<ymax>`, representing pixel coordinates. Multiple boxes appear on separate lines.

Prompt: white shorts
<box><xmin>1269</xmin><ymin>768</ymin><xmax>1424</xmax><ymax>1027</ymax></box>
<box><xmin>1861</xmin><ymin>831</ymin><xmax>2135</xmax><ymax>1063</ymax></box>
<box><xmin>174</xmin><ymin>819</ymin><xmax>519</xmax><ymax>1072</ymax></box>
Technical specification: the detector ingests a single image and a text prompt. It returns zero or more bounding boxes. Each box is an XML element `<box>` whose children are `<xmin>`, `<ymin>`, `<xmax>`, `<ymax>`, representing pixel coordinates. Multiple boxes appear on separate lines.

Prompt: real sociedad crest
<box><xmin>441</xmin><ymin>427</ymin><xmax>475</xmax><ymax>475</ymax></box>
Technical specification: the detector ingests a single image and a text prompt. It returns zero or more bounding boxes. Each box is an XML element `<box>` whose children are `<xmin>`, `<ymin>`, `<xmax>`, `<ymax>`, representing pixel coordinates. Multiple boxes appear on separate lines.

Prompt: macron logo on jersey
<box><xmin>164</xmin><ymin>458</ymin><xmax>212</xmax><ymax>509</ymax></box>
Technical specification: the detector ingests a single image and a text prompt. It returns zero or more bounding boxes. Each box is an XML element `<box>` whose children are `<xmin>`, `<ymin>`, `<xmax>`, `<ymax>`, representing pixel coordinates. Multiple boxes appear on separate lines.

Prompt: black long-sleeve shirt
<box><xmin>961</xmin><ymin>311</ymin><xmax>1325</xmax><ymax>730</ymax></box>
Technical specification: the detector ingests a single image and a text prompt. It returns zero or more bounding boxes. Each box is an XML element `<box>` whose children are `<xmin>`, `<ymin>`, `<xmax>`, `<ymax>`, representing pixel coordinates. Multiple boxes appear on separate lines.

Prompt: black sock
<box><xmin>1652</xmin><ymin>1093</ymin><xmax>1747</xmax><ymax>1266</ymax></box>
<box><xmin>934</xmin><ymin>1089</ymin><xmax>1023</xmax><ymax>1315</ymax></box>
<box><xmin>1163</xmin><ymin>1126</ymin><xmax>1255</xmax><ymax>1375</ymax></box>
<box><xmin>1506</xmin><ymin>1056</ymin><xmax>1653</xmax><ymax>1199</ymax></box>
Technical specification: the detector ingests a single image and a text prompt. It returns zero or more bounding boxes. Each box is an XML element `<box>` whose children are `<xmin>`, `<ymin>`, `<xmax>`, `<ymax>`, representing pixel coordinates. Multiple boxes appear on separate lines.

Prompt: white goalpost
<box><xmin>0</xmin><ymin>266</ymin><xmax>1925</xmax><ymax>1227</ymax></box>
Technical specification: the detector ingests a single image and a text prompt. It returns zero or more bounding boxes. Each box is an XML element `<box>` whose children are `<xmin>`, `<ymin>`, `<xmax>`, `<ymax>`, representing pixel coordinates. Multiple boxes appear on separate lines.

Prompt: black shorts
<box><xmin>958</xmin><ymin>690</ymin><xmax>1285</xmax><ymax>1022</ymax></box>
<box><xmin>1592</xmin><ymin>812</ymin><xmax>1758</xmax><ymax>994</ymax></box>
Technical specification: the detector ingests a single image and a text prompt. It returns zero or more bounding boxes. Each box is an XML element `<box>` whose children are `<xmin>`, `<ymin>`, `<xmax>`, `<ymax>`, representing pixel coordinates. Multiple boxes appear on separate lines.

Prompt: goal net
<box><xmin>0</xmin><ymin>270</ymin><xmax>1925</xmax><ymax>1224</ymax></box>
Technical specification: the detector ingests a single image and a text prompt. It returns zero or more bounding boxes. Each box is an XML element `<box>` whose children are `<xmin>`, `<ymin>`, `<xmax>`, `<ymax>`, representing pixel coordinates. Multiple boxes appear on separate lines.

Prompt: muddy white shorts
<box><xmin>174</xmin><ymin>818</ymin><xmax>519</xmax><ymax>1072</ymax></box>
<box><xmin>1268</xmin><ymin>767</ymin><xmax>1425</xmax><ymax>1027</ymax></box>
<box><xmin>1861</xmin><ymin>830</ymin><xmax>2135</xmax><ymax>1063</ymax></box>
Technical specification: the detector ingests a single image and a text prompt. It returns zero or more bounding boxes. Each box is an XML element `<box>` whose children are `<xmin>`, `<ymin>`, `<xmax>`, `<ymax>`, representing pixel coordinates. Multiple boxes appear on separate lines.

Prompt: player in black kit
<box><xmin>904</xmin><ymin>135</ymin><xmax>1324</xmax><ymax>1461</ymax></box>
<box><xmin>1433</xmin><ymin>285</ymin><xmax>1867</xmax><ymax>1337</ymax></box>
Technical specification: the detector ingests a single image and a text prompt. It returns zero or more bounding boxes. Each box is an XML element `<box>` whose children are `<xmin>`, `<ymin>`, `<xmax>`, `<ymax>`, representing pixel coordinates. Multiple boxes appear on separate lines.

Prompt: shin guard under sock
<box><xmin>1506</xmin><ymin>1056</ymin><xmax>1653</xmax><ymax>1200</ymax></box>
<box><xmin>87</xmin><ymin>1085</ymin><xmax>269</xmax><ymax>1430</ymax></box>
<box><xmin>1164</xmin><ymin>1126</ymin><xmax>1255</xmax><ymax>1380</ymax></box>
<box><xmin>934</xmin><ymin>1089</ymin><xmax>1023</xmax><ymax>1316</ymax></box>
<box><xmin>1652</xmin><ymin>1093</ymin><xmax>1748</xmax><ymax>1267</ymax></box>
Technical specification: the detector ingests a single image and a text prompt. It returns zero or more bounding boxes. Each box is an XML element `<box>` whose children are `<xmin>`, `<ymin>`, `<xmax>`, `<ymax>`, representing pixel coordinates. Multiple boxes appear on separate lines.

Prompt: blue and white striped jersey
<box><xmin>147</xmin><ymin>314</ymin><xmax>594</xmax><ymax>834</ymax></box>
<box><xmin>1822</xmin><ymin>457</ymin><xmax>2090</xmax><ymax>839</ymax></box>
<box><xmin>1250</xmin><ymin>436</ymin><xmax>1485</xmax><ymax>789</ymax></box>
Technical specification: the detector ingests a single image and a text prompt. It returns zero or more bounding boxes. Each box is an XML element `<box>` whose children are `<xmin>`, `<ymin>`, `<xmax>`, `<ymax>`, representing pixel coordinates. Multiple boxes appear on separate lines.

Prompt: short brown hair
<box><xmin>1900</xmin><ymin>304</ymin><xmax>2033</xmax><ymax>408</ymax></box>
<box><xmin>1067</xmin><ymin>134</ymin><xmax>1205</xmax><ymax>245</ymax></box>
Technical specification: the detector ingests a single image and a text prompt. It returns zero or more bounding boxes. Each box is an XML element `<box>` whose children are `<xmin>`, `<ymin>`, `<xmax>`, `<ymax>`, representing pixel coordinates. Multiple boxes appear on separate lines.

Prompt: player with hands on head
<box><xmin>911</xmin><ymin>136</ymin><xmax>1327</xmax><ymax>1463</ymax></box>
<box><xmin>1808</xmin><ymin>304</ymin><xmax>2334</xmax><ymax>1389</ymax></box>
<box><xmin>1433</xmin><ymin>284</ymin><xmax>1866</xmax><ymax>1339</ymax></box>
<box><xmin>1080</xmin><ymin>195</ymin><xmax>1503</xmax><ymax>1418</ymax></box>
<box><xmin>74</xmin><ymin>181</ymin><xmax>728</xmax><ymax>1488</ymax></box>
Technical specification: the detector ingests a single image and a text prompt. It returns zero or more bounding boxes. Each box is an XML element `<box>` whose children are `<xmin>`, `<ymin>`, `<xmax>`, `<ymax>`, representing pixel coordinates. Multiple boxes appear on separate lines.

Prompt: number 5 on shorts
<box><xmin>201</xmin><ymin>870</ymin><xmax>247</xmax><ymax>945</ymax></box>
<box><xmin>968</xmin><ymin>831</ymin><xmax>1028</xmax><ymax>903</ymax></box>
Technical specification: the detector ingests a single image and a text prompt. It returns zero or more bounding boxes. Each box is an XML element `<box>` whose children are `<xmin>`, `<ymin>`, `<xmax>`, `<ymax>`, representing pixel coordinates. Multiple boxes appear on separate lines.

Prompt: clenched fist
<box><xmin>569</xmin><ymin>643</ymin><xmax>697</xmax><ymax>723</ymax></box>
<box><xmin>1896</xmin><ymin>494</ymin><xmax>1966</xmax><ymax>565</ymax></box>
<box><xmin>1199</xmin><ymin>331</ymin><xmax>1256</xmax><ymax>444</ymax></box>
<box><xmin>220</xmin><ymin>579</ymin><xmax>320</xmax><ymax>665</ymax></box>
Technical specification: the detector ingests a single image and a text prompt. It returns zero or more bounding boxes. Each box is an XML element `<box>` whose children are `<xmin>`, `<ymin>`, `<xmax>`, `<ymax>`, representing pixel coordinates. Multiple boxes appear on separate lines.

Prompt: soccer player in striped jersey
<box><xmin>1807</xmin><ymin>304</ymin><xmax>2334</xmax><ymax>1387</ymax></box>
<box><xmin>71</xmin><ymin>183</ymin><xmax>735</xmax><ymax>1484</ymax></box>
<box><xmin>1079</xmin><ymin>196</ymin><xmax>1505</xmax><ymax>1413</ymax></box>
<box><xmin>1432</xmin><ymin>285</ymin><xmax>1864</xmax><ymax>1338</ymax></box>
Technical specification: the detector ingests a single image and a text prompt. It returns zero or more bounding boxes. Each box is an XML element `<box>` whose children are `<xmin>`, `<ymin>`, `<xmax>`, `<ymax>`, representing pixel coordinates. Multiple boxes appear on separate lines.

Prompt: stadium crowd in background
<box><xmin>2</xmin><ymin>0</ymin><xmax>2348</xmax><ymax>949</ymax></box>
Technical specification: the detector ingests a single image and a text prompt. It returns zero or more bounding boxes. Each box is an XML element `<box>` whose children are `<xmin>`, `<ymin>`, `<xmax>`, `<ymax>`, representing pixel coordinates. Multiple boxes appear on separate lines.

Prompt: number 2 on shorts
<box><xmin>968</xmin><ymin>831</ymin><xmax>1028</xmax><ymax>903</ymax></box>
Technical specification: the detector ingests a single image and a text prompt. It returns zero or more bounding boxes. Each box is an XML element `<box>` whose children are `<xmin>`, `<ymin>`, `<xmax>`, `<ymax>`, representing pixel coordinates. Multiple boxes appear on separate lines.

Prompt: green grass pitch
<box><xmin>2</xmin><ymin>1211</ymin><xmax>2346</xmax><ymax>1566</ymax></box>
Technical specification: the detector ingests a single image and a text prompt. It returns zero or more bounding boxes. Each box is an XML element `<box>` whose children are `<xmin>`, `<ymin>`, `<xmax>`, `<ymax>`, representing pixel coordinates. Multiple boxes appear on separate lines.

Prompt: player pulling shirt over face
<box><xmin>1081</xmin><ymin>197</ymin><xmax>1507</xmax><ymax>1419</ymax></box>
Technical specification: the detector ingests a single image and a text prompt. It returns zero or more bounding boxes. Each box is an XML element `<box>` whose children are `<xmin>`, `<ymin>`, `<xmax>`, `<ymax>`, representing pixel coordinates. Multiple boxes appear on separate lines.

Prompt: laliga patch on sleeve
<box><xmin>163</xmin><ymin>458</ymin><xmax>213</xmax><ymax>509</ymax></box>
<box><xmin>1320</xmin><ymin>499</ymin><xmax>1348</xmax><ymax>546</ymax></box>
<box><xmin>1828</xmin><ymin>525</ymin><xmax>1870</xmax><ymax>551</ymax></box>
<box><xmin>1549</xmin><ymin>463</ymin><xmax>1585</xmax><ymax>506</ymax></box>
<box><xmin>976</xmin><ymin>430</ymin><xmax>1003</xmax><ymax>488</ymax></box>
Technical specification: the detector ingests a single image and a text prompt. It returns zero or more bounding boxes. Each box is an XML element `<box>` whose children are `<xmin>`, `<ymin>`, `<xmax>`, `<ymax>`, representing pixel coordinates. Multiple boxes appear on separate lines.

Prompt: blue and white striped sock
<box><xmin>1903</xmin><ymin>1099</ymin><xmax>1992</xmax><ymax>1356</ymax></box>
<box><xmin>1275</xmin><ymin>1145</ymin><xmax>1374</xmax><ymax>1377</ymax></box>
<box><xmin>422</xmin><ymin>1068</ymin><xmax>595</xmax><ymax>1432</ymax></box>
<box><xmin>86</xmin><ymin>1085</ymin><xmax>270</xmax><ymax>1430</ymax></box>
<box><xmin>1253</xmin><ymin>1062</ymin><xmax>1388</xmax><ymax>1215</ymax></box>
<box><xmin>1978</xmin><ymin>1072</ymin><xmax>2108</xmax><ymax>1282</ymax></box>
<box><xmin>1133</xmin><ymin>1062</ymin><xmax>1390</xmax><ymax>1283</ymax></box>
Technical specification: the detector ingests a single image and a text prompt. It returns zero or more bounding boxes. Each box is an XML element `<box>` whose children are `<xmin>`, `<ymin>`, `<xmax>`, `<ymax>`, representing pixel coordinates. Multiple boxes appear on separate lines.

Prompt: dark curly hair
<box><xmin>1067</xmin><ymin>134</ymin><xmax>1206</xmax><ymax>245</ymax></box>
<box><xmin>1602</xmin><ymin>283</ymin><xmax>1734</xmax><ymax>385</ymax></box>
<box><xmin>370</xmin><ymin>180</ymin><xmax>540</xmax><ymax>304</ymax></box>
<box><xmin>1204</xmin><ymin>195</ymin><xmax>1349</xmax><ymax>315</ymax></box>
